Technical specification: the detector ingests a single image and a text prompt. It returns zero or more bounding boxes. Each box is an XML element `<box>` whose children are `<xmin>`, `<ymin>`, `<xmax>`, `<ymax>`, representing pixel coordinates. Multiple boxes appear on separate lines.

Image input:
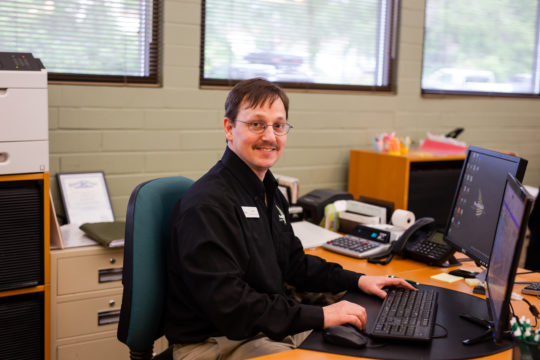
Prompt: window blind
<box><xmin>422</xmin><ymin>0</ymin><xmax>540</xmax><ymax>96</ymax></box>
<box><xmin>201</xmin><ymin>0</ymin><xmax>398</xmax><ymax>91</ymax></box>
<box><xmin>0</xmin><ymin>0</ymin><xmax>161</xmax><ymax>85</ymax></box>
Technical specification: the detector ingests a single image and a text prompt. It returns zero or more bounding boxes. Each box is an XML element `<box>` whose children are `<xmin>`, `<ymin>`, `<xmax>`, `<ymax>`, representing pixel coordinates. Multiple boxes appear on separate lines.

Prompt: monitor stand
<box><xmin>459</xmin><ymin>313</ymin><xmax>494</xmax><ymax>345</ymax></box>
<box><xmin>472</xmin><ymin>267</ymin><xmax>487</xmax><ymax>295</ymax></box>
<box><xmin>441</xmin><ymin>253</ymin><xmax>462</xmax><ymax>267</ymax></box>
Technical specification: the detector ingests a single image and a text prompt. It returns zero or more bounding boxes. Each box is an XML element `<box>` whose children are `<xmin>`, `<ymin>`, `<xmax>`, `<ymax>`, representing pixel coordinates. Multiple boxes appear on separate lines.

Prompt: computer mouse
<box><xmin>322</xmin><ymin>324</ymin><xmax>368</xmax><ymax>348</ymax></box>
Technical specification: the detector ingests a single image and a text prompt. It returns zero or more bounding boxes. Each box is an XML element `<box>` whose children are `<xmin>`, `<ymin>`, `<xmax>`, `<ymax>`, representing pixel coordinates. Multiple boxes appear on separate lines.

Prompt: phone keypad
<box><xmin>409</xmin><ymin>240</ymin><xmax>451</xmax><ymax>260</ymax></box>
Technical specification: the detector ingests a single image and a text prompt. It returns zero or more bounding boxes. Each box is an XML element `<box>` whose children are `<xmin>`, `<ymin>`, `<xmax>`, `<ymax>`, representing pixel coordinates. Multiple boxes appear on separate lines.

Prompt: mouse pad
<box><xmin>299</xmin><ymin>284</ymin><xmax>513</xmax><ymax>360</ymax></box>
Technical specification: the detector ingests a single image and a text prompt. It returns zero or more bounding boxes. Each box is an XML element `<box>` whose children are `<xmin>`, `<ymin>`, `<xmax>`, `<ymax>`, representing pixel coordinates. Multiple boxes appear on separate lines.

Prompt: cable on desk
<box><xmin>511</xmin><ymin>302</ymin><xmax>516</xmax><ymax>318</ymax></box>
<box><xmin>512</xmin><ymin>293</ymin><xmax>540</xmax><ymax>327</ymax></box>
<box><xmin>516</xmin><ymin>270</ymin><xmax>539</xmax><ymax>275</ymax></box>
<box><xmin>522</xmin><ymin>298</ymin><xmax>539</xmax><ymax>327</ymax></box>
<box><xmin>431</xmin><ymin>323</ymin><xmax>449</xmax><ymax>339</ymax></box>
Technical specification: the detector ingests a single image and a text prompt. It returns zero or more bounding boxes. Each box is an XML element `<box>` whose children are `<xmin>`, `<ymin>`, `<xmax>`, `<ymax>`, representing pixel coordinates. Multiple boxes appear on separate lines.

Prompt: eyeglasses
<box><xmin>236</xmin><ymin>120</ymin><xmax>293</xmax><ymax>136</ymax></box>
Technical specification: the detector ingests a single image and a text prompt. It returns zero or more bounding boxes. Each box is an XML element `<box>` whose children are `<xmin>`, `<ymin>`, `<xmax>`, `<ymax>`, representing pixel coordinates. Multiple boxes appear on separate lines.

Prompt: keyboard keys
<box><xmin>371</xmin><ymin>288</ymin><xmax>438</xmax><ymax>342</ymax></box>
<box><xmin>322</xmin><ymin>234</ymin><xmax>388</xmax><ymax>259</ymax></box>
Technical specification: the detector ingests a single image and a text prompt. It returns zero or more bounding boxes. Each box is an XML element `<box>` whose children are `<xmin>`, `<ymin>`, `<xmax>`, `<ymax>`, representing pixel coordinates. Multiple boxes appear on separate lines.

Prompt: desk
<box><xmin>254</xmin><ymin>248</ymin><xmax>540</xmax><ymax>360</ymax></box>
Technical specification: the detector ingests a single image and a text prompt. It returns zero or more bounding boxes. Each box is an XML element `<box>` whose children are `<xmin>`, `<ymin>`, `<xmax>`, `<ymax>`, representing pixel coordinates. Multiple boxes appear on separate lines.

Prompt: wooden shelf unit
<box><xmin>0</xmin><ymin>172</ymin><xmax>50</xmax><ymax>360</ymax></box>
<box><xmin>348</xmin><ymin>150</ymin><xmax>465</xmax><ymax>228</ymax></box>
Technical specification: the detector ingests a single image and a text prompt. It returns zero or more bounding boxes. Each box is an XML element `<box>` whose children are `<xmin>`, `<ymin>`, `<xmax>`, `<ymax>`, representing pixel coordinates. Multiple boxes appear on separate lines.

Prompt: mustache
<box><xmin>253</xmin><ymin>142</ymin><xmax>279</xmax><ymax>150</ymax></box>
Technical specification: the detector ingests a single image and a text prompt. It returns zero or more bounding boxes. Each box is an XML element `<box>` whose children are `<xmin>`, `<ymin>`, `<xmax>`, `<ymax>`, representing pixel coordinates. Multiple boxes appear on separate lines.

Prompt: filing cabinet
<box><xmin>50</xmin><ymin>245</ymin><xmax>167</xmax><ymax>360</ymax></box>
<box><xmin>50</xmin><ymin>246</ymin><xmax>125</xmax><ymax>360</ymax></box>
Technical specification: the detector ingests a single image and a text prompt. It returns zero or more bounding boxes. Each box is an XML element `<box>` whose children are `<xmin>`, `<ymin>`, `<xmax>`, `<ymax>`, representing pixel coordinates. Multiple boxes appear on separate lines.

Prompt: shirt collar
<box><xmin>221</xmin><ymin>147</ymin><xmax>278</xmax><ymax>199</ymax></box>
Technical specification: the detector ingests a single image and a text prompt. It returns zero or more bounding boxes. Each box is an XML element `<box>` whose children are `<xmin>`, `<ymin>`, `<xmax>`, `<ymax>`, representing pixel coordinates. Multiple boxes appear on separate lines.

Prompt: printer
<box><xmin>0</xmin><ymin>52</ymin><xmax>48</xmax><ymax>175</ymax></box>
<box><xmin>297</xmin><ymin>188</ymin><xmax>353</xmax><ymax>224</ymax></box>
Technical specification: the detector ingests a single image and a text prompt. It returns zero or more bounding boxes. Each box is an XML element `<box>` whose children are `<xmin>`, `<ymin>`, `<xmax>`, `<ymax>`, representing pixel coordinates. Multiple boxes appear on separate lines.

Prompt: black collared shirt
<box><xmin>165</xmin><ymin>147</ymin><xmax>361</xmax><ymax>343</ymax></box>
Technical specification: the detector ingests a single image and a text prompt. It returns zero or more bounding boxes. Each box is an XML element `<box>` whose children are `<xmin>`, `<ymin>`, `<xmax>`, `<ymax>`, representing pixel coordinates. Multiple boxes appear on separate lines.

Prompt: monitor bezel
<box><xmin>486</xmin><ymin>173</ymin><xmax>533</xmax><ymax>344</ymax></box>
<box><xmin>444</xmin><ymin>146</ymin><xmax>528</xmax><ymax>267</ymax></box>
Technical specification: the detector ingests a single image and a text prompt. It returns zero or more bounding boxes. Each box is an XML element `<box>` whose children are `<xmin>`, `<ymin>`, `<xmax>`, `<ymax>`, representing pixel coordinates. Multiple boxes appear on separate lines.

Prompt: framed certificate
<box><xmin>56</xmin><ymin>171</ymin><xmax>115</xmax><ymax>226</ymax></box>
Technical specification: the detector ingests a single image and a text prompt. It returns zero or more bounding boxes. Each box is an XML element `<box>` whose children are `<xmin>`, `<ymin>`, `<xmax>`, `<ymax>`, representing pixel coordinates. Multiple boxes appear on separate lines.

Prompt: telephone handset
<box><xmin>367</xmin><ymin>217</ymin><xmax>455</xmax><ymax>266</ymax></box>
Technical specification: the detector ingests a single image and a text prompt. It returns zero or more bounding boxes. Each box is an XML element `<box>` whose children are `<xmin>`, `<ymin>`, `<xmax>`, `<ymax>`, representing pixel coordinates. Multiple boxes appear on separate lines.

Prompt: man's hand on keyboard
<box><xmin>322</xmin><ymin>300</ymin><xmax>367</xmax><ymax>330</ymax></box>
<box><xmin>357</xmin><ymin>275</ymin><xmax>416</xmax><ymax>299</ymax></box>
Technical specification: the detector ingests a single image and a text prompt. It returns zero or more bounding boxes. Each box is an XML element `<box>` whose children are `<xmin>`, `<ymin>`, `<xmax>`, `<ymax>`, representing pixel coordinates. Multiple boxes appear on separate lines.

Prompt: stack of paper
<box><xmin>275</xmin><ymin>174</ymin><xmax>300</xmax><ymax>204</ymax></box>
<box><xmin>291</xmin><ymin>220</ymin><xmax>341</xmax><ymax>249</ymax></box>
<box><xmin>339</xmin><ymin>211</ymin><xmax>380</xmax><ymax>225</ymax></box>
<box><xmin>417</xmin><ymin>132</ymin><xmax>467</xmax><ymax>156</ymax></box>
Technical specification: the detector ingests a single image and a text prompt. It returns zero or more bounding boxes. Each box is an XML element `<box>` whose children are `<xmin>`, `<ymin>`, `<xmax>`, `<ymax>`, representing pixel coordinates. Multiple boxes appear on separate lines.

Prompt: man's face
<box><xmin>224</xmin><ymin>98</ymin><xmax>287</xmax><ymax>181</ymax></box>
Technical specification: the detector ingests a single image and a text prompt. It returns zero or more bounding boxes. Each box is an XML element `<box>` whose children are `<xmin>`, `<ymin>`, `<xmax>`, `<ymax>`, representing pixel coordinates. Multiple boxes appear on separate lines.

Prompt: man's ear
<box><xmin>224</xmin><ymin>117</ymin><xmax>234</xmax><ymax>143</ymax></box>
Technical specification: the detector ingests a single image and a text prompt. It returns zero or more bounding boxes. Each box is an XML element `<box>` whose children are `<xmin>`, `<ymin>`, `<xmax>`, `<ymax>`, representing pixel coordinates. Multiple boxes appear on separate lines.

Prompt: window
<box><xmin>201</xmin><ymin>0</ymin><xmax>398</xmax><ymax>91</ymax></box>
<box><xmin>0</xmin><ymin>0</ymin><xmax>161</xmax><ymax>85</ymax></box>
<box><xmin>422</xmin><ymin>0</ymin><xmax>540</xmax><ymax>96</ymax></box>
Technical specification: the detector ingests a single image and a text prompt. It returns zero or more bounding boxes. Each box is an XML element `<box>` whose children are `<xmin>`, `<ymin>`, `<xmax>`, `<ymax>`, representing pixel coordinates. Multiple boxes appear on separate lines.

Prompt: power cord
<box><xmin>512</xmin><ymin>292</ymin><xmax>540</xmax><ymax>327</ymax></box>
<box><xmin>431</xmin><ymin>323</ymin><xmax>449</xmax><ymax>339</ymax></box>
<box><xmin>516</xmin><ymin>270</ymin><xmax>540</xmax><ymax>275</ymax></box>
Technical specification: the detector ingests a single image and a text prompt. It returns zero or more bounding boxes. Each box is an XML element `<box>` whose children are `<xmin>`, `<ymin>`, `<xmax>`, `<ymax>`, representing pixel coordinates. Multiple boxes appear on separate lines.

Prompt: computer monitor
<box><xmin>444</xmin><ymin>146</ymin><xmax>527</xmax><ymax>267</ymax></box>
<box><xmin>461</xmin><ymin>173</ymin><xmax>533</xmax><ymax>345</ymax></box>
<box><xmin>486</xmin><ymin>173</ymin><xmax>533</xmax><ymax>344</ymax></box>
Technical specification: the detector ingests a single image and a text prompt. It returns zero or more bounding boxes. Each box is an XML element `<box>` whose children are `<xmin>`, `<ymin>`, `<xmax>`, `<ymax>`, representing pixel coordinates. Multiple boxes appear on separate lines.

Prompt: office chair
<box><xmin>117</xmin><ymin>176</ymin><xmax>194</xmax><ymax>360</ymax></box>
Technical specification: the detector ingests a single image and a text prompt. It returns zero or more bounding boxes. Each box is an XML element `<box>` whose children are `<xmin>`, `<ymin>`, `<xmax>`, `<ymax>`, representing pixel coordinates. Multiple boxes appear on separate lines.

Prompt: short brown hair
<box><xmin>224</xmin><ymin>78</ymin><xmax>289</xmax><ymax>123</ymax></box>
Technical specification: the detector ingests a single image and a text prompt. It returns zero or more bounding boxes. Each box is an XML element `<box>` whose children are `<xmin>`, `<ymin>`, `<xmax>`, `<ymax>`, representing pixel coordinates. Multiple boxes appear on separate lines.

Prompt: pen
<box><xmin>387</xmin><ymin>275</ymin><xmax>419</xmax><ymax>286</ymax></box>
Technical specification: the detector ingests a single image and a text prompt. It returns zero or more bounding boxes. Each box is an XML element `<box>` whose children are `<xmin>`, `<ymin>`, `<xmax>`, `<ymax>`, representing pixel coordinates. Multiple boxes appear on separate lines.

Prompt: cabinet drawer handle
<box><xmin>109</xmin><ymin>300</ymin><xmax>116</xmax><ymax>307</ymax></box>
<box><xmin>110</xmin><ymin>258</ymin><xmax>116</xmax><ymax>264</ymax></box>
<box><xmin>98</xmin><ymin>268</ymin><xmax>122</xmax><ymax>283</ymax></box>
<box><xmin>98</xmin><ymin>309</ymin><xmax>120</xmax><ymax>326</ymax></box>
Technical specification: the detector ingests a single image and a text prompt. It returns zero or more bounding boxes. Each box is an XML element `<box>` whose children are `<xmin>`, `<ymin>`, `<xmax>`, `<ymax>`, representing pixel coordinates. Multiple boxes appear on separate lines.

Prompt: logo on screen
<box><xmin>472</xmin><ymin>190</ymin><xmax>485</xmax><ymax>217</ymax></box>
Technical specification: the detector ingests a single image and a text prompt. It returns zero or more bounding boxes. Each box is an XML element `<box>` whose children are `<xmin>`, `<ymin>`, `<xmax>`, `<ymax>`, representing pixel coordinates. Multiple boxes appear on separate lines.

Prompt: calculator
<box><xmin>322</xmin><ymin>224</ymin><xmax>392</xmax><ymax>259</ymax></box>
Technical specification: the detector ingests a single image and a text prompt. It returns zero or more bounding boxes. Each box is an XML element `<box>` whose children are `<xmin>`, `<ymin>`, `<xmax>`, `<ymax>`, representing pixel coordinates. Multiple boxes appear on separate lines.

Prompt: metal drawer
<box><xmin>57</xmin><ymin>249</ymin><xmax>123</xmax><ymax>295</ymax></box>
<box><xmin>57</xmin><ymin>293</ymin><xmax>122</xmax><ymax>339</ymax></box>
<box><xmin>57</xmin><ymin>335</ymin><xmax>128</xmax><ymax>360</ymax></box>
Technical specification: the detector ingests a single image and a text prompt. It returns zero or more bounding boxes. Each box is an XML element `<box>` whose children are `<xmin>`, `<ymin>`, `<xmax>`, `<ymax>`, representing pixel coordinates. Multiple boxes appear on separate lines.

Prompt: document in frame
<box><xmin>57</xmin><ymin>171</ymin><xmax>115</xmax><ymax>226</ymax></box>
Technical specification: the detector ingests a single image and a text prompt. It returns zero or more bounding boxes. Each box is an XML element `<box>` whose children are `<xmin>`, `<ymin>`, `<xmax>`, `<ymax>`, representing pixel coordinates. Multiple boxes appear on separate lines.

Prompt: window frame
<box><xmin>421</xmin><ymin>0</ymin><xmax>540</xmax><ymax>98</ymax></box>
<box><xmin>199</xmin><ymin>0</ymin><xmax>400</xmax><ymax>92</ymax></box>
<box><xmin>19</xmin><ymin>0</ymin><xmax>163</xmax><ymax>86</ymax></box>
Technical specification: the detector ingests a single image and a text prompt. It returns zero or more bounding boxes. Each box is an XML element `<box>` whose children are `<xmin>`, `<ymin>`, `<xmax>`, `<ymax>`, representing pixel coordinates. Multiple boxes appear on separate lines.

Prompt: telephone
<box><xmin>367</xmin><ymin>217</ymin><xmax>455</xmax><ymax>266</ymax></box>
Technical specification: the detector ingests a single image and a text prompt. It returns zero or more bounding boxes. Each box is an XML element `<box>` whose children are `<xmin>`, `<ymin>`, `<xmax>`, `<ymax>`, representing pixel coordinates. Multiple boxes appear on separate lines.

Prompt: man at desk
<box><xmin>166</xmin><ymin>78</ymin><xmax>413</xmax><ymax>360</ymax></box>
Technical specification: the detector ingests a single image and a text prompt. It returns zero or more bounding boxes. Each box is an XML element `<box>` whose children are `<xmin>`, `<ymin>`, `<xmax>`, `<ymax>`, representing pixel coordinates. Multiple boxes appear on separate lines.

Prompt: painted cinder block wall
<box><xmin>47</xmin><ymin>0</ymin><xmax>540</xmax><ymax>220</ymax></box>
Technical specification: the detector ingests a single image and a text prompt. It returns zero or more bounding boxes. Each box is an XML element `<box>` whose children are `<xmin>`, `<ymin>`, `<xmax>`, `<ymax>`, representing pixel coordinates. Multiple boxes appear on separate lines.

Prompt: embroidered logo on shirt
<box><xmin>242</xmin><ymin>206</ymin><xmax>260</xmax><ymax>218</ymax></box>
<box><xmin>276</xmin><ymin>205</ymin><xmax>287</xmax><ymax>224</ymax></box>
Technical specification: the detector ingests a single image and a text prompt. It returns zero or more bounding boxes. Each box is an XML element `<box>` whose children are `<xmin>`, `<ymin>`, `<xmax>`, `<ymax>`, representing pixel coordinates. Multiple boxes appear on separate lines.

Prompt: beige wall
<box><xmin>48</xmin><ymin>0</ymin><xmax>540</xmax><ymax>220</ymax></box>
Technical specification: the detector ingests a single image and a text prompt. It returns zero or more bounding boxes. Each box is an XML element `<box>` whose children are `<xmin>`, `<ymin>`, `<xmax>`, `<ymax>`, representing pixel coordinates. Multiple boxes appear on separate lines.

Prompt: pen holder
<box><xmin>513</xmin><ymin>339</ymin><xmax>540</xmax><ymax>360</ymax></box>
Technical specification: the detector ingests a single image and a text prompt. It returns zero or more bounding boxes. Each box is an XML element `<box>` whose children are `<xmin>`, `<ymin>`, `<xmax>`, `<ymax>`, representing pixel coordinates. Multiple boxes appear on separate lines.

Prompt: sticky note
<box><xmin>465</xmin><ymin>278</ymin><xmax>482</xmax><ymax>288</ymax></box>
<box><xmin>430</xmin><ymin>272</ymin><xmax>464</xmax><ymax>283</ymax></box>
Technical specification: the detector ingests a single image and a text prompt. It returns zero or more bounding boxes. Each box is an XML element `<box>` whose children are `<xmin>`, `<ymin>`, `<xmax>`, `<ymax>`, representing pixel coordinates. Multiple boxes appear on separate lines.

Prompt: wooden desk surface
<box><xmin>253</xmin><ymin>248</ymin><xmax>540</xmax><ymax>360</ymax></box>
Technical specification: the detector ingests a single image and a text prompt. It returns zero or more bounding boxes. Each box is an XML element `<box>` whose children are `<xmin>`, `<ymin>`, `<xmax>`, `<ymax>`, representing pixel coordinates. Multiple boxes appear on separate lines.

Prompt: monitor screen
<box><xmin>444</xmin><ymin>146</ymin><xmax>527</xmax><ymax>267</ymax></box>
<box><xmin>486</xmin><ymin>173</ymin><xmax>533</xmax><ymax>344</ymax></box>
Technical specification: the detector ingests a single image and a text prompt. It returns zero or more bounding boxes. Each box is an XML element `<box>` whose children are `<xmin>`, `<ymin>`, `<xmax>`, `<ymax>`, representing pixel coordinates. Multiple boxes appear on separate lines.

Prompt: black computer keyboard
<box><xmin>522</xmin><ymin>282</ymin><xmax>540</xmax><ymax>296</ymax></box>
<box><xmin>371</xmin><ymin>288</ymin><xmax>438</xmax><ymax>342</ymax></box>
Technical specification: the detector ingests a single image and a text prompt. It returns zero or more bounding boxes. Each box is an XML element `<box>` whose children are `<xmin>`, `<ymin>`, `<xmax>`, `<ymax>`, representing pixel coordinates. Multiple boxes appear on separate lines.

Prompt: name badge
<box><xmin>242</xmin><ymin>206</ymin><xmax>259</xmax><ymax>218</ymax></box>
